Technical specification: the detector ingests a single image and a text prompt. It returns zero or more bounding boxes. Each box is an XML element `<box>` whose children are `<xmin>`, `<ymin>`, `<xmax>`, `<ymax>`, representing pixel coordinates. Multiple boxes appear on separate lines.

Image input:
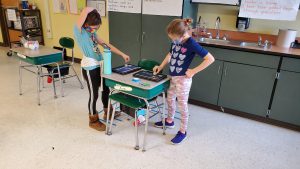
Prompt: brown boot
<box><xmin>89</xmin><ymin>114</ymin><xmax>106</xmax><ymax>131</ymax></box>
<box><xmin>103</xmin><ymin>105</ymin><xmax>121</xmax><ymax>121</ymax></box>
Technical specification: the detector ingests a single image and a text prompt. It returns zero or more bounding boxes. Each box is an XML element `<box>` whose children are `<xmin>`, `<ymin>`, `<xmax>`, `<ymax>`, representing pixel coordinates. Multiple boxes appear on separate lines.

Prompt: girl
<box><xmin>74</xmin><ymin>7</ymin><xmax>130</xmax><ymax>131</ymax></box>
<box><xmin>153</xmin><ymin>18</ymin><xmax>215</xmax><ymax>144</ymax></box>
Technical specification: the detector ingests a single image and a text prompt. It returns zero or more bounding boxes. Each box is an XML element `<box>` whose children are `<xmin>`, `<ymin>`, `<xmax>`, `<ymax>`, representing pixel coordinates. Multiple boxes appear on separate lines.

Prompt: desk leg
<box><xmin>142</xmin><ymin>100</ymin><xmax>150</xmax><ymax>152</ymax></box>
<box><xmin>162</xmin><ymin>92</ymin><xmax>166</xmax><ymax>135</ymax></box>
<box><xmin>134</xmin><ymin>110</ymin><xmax>139</xmax><ymax>150</ymax></box>
<box><xmin>19</xmin><ymin>61</ymin><xmax>22</xmax><ymax>95</ymax></box>
<box><xmin>37</xmin><ymin>66</ymin><xmax>41</xmax><ymax>106</ymax></box>
<box><xmin>106</xmin><ymin>97</ymin><xmax>112</xmax><ymax>135</ymax></box>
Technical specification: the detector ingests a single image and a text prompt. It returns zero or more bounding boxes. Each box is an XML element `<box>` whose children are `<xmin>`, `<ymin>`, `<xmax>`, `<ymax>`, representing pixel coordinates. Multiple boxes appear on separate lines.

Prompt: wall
<box><xmin>197</xmin><ymin>4</ymin><xmax>300</xmax><ymax>37</ymax></box>
<box><xmin>0</xmin><ymin>22</ymin><xmax>3</xmax><ymax>43</ymax></box>
<box><xmin>28</xmin><ymin>0</ymin><xmax>109</xmax><ymax>59</ymax></box>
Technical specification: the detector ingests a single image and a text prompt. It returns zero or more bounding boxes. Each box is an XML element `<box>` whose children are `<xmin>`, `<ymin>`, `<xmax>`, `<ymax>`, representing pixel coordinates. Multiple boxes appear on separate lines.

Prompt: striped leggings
<box><xmin>82</xmin><ymin>67</ymin><xmax>109</xmax><ymax>115</ymax></box>
<box><xmin>167</xmin><ymin>76</ymin><xmax>192</xmax><ymax>133</ymax></box>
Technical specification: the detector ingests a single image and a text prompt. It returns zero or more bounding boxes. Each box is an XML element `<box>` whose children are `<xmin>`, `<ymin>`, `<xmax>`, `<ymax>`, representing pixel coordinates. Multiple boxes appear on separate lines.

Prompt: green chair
<box><xmin>46</xmin><ymin>37</ymin><xmax>84</xmax><ymax>98</ymax></box>
<box><xmin>138</xmin><ymin>59</ymin><xmax>160</xmax><ymax>71</ymax></box>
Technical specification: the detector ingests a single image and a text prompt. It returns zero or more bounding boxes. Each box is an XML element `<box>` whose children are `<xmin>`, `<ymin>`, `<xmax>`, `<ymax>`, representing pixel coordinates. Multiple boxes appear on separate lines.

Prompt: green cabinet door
<box><xmin>140</xmin><ymin>15</ymin><xmax>178</xmax><ymax>68</ymax></box>
<box><xmin>189</xmin><ymin>59</ymin><xmax>223</xmax><ymax>105</ymax></box>
<box><xmin>270</xmin><ymin>71</ymin><xmax>300</xmax><ymax>126</ymax></box>
<box><xmin>108</xmin><ymin>12</ymin><xmax>142</xmax><ymax>67</ymax></box>
<box><xmin>218</xmin><ymin>62</ymin><xmax>276</xmax><ymax>117</ymax></box>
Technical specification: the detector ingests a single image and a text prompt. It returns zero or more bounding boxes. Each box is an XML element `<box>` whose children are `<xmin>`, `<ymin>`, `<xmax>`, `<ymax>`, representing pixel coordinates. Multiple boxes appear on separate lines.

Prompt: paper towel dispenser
<box><xmin>236</xmin><ymin>16</ymin><xmax>250</xmax><ymax>31</ymax></box>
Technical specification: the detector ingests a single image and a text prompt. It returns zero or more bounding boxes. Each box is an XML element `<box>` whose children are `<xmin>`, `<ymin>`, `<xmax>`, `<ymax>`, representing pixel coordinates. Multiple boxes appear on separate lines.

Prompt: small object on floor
<box><xmin>52</xmin><ymin>147</ymin><xmax>55</xmax><ymax>150</ymax></box>
<box><xmin>171</xmin><ymin>131</ymin><xmax>187</xmax><ymax>145</ymax></box>
<box><xmin>47</xmin><ymin>76</ymin><xmax>53</xmax><ymax>83</ymax></box>
<box><xmin>132</xmin><ymin>77</ymin><xmax>140</xmax><ymax>83</ymax></box>
<box><xmin>133</xmin><ymin>115</ymin><xmax>146</xmax><ymax>126</ymax></box>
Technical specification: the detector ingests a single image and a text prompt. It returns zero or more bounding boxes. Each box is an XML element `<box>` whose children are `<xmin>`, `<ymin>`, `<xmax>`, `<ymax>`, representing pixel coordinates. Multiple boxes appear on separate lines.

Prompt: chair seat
<box><xmin>43</xmin><ymin>61</ymin><xmax>70</xmax><ymax>69</ymax></box>
<box><xmin>109</xmin><ymin>93</ymin><xmax>146</xmax><ymax>109</ymax></box>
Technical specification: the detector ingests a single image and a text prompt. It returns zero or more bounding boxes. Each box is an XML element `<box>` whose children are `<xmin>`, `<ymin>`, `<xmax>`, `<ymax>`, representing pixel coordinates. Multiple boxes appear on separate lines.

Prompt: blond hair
<box><xmin>166</xmin><ymin>18</ymin><xmax>193</xmax><ymax>36</ymax></box>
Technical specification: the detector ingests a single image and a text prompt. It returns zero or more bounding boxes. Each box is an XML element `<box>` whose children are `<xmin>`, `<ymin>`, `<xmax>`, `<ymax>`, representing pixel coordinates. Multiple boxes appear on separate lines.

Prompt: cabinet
<box><xmin>270</xmin><ymin>67</ymin><xmax>300</xmax><ymax>126</ymax></box>
<box><xmin>109</xmin><ymin>0</ymin><xmax>197</xmax><ymax>67</ymax></box>
<box><xmin>218</xmin><ymin>62</ymin><xmax>277</xmax><ymax>117</ymax></box>
<box><xmin>190</xmin><ymin>58</ymin><xmax>223</xmax><ymax>105</ymax></box>
<box><xmin>3</xmin><ymin>8</ymin><xmax>44</xmax><ymax>50</ymax></box>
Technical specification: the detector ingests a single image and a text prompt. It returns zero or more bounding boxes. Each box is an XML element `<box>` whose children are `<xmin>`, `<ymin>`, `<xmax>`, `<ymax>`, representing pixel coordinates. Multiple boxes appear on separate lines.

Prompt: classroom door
<box><xmin>108</xmin><ymin>12</ymin><xmax>142</xmax><ymax>67</ymax></box>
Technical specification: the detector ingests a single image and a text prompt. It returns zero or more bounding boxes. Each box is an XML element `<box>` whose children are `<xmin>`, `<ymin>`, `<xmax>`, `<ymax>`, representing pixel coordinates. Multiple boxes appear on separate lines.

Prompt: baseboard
<box><xmin>188</xmin><ymin>99</ymin><xmax>300</xmax><ymax>132</ymax></box>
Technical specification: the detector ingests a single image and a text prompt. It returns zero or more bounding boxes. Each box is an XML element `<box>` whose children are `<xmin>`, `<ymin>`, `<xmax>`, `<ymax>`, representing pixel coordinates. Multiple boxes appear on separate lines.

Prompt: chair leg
<box><xmin>134</xmin><ymin>110</ymin><xmax>139</xmax><ymax>150</ymax></box>
<box><xmin>71</xmin><ymin>65</ymin><xmax>84</xmax><ymax>89</ymax></box>
<box><xmin>155</xmin><ymin>100</ymin><xmax>162</xmax><ymax>117</ymax></box>
<box><xmin>52</xmin><ymin>75</ymin><xmax>57</xmax><ymax>99</ymax></box>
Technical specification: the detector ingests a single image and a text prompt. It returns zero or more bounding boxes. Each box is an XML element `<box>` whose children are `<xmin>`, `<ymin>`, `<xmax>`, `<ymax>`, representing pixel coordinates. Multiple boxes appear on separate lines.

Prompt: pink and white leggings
<box><xmin>166</xmin><ymin>76</ymin><xmax>192</xmax><ymax>133</ymax></box>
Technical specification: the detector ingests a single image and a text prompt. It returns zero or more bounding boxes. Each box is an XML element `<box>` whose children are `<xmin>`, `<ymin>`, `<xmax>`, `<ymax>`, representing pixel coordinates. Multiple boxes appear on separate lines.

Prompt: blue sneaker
<box><xmin>171</xmin><ymin>131</ymin><xmax>187</xmax><ymax>145</ymax></box>
<box><xmin>154</xmin><ymin>119</ymin><xmax>175</xmax><ymax>129</ymax></box>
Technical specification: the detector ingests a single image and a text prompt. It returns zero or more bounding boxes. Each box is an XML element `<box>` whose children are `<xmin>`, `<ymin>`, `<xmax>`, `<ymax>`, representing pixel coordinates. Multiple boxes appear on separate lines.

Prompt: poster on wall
<box><xmin>108</xmin><ymin>0</ymin><xmax>141</xmax><ymax>14</ymax></box>
<box><xmin>191</xmin><ymin>0</ymin><xmax>239</xmax><ymax>5</ymax></box>
<box><xmin>142</xmin><ymin>0</ymin><xmax>183</xmax><ymax>16</ymax></box>
<box><xmin>87</xmin><ymin>0</ymin><xmax>106</xmax><ymax>17</ymax></box>
<box><xmin>69</xmin><ymin>0</ymin><xmax>86</xmax><ymax>14</ymax></box>
<box><xmin>239</xmin><ymin>0</ymin><xmax>300</xmax><ymax>21</ymax></box>
<box><xmin>53</xmin><ymin>0</ymin><xmax>68</xmax><ymax>14</ymax></box>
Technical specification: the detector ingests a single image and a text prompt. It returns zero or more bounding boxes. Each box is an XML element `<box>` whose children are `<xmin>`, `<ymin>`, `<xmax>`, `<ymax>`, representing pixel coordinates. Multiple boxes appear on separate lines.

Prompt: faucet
<box><xmin>258</xmin><ymin>36</ymin><xmax>262</xmax><ymax>46</ymax></box>
<box><xmin>215</xmin><ymin>16</ymin><xmax>221</xmax><ymax>39</ymax></box>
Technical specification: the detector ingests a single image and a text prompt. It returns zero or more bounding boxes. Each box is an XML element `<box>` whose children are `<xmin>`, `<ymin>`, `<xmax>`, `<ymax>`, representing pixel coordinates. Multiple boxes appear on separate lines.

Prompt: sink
<box><xmin>239</xmin><ymin>42</ymin><xmax>259</xmax><ymax>47</ymax></box>
<box><xmin>198</xmin><ymin>37</ymin><xmax>230</xmax><ymax>44</ymax></box>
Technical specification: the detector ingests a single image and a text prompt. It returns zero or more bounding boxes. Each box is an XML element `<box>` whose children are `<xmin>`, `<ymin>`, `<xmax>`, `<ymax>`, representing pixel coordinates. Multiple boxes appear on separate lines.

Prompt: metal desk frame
<box><xmin>12</xmin><ymin>47</ymin><xmax>64</xmax><ymax>105</ymax></box>
<box><xmin>103</xmin><ymin>72</ymin><xmax>169</xmax><ymax>152</ymax></box>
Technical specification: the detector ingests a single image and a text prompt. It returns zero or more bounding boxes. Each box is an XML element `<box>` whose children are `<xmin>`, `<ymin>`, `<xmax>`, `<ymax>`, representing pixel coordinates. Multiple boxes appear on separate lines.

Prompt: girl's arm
<box><xmin>186</xmin><ymin>52</ymin><xmax>215</xmax><ymax>78</ymax></box>
<box><xmin>96</xmin><ymin>36</ymin><xmax>130</xmax><ymax>63</ymax></box>
<box><xmin>153</xmin><ymin>53</ymin><xmax>171</xmax><ymax>74</ymax></box>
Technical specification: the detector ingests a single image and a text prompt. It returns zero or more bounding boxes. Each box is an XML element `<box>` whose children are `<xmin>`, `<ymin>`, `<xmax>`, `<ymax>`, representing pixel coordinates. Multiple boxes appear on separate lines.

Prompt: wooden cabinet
<box><xmin>1</xmin><ymin>0</ymin><xmax>20</xmax><ymax>8</ymax></box>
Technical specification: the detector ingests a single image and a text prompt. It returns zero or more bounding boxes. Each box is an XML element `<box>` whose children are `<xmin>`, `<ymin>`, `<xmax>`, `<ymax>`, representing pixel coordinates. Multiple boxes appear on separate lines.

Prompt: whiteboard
<box><xmin>191</xmin><ymin>0</ymin><xmax>239</xmax><ymax>5</ymax></box>
<box><xmin>239</xmin><ymin>0</ymin><xmax>300</xmax><ymax>21</ymax></box>
<box><xmin>108</xmin><ymin>0</ymin><xmax>141</xmax><ymax>14</ymax></box>
<box><xmin>142</xmin><ymin>0</ymin><xmax>183</xmax><ymax>16</ymax></box>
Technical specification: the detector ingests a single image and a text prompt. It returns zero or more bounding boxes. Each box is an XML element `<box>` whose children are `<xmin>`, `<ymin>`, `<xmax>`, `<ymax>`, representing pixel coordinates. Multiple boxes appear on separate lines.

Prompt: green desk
<box><xmin>11</xmin><ymin>46</ymin><xmax>63</xmax><ymax>105</ymax></box>
<box><xmin>103</xmin><ymin>70</ymin><xmax>170</xmax><ymax>151</ymax></box>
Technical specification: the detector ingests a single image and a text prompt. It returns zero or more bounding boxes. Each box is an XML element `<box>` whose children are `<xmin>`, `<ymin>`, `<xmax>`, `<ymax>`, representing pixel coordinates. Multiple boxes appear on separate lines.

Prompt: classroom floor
<box><xmin>0</xmin><ymin>46</ymin><xmax>299</xmax><ymax>169</ymax></box>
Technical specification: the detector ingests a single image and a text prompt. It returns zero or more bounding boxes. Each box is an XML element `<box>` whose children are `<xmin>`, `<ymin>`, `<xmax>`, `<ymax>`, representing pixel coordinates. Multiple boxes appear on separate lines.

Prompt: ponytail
<box><xmin>166</xmin><ymin>18</ymin><xmax>193</xmax><ymax>36</ymax></box>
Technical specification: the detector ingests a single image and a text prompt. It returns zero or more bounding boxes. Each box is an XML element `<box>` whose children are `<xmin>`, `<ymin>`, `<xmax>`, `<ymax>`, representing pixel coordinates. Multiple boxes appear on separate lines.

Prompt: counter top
<box><xmin>198</xmin><ymin>40</ymin><xmax>300</xmax><ymax>58</ymax></box>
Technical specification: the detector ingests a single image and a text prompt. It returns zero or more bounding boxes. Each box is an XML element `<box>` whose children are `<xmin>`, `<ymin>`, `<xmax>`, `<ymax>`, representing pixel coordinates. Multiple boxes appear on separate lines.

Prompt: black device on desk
<box><xmin>291</xmin><ymin>40</ymin><xmax>300</xmax><ymax>49</ymax></box>
<box><xmin>112</xmin><ymin>64</ymin><xmax>141</xmax><ymax>75</ymax></box>
<box><xmin>133</xmin><ymin>70</ymin><xmax>167</xmax><ymax>82</ymax></box>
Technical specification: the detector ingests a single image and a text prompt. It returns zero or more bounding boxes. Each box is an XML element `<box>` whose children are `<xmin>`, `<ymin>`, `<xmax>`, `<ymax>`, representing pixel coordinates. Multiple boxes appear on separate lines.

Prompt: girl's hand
<box><xmin>185</xmin><ymin>69</ymin><xmax>196</xmax><ymax>78</ymax></box>
<box><xmin>122</xmin><ymin>54</ymin><xmax>130</xmax><ymax>63</ymax></box>
<box><xmin>153</xmin><ymin>66</ymin><xmax>162</xmax><ymax>75</ymax></box>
